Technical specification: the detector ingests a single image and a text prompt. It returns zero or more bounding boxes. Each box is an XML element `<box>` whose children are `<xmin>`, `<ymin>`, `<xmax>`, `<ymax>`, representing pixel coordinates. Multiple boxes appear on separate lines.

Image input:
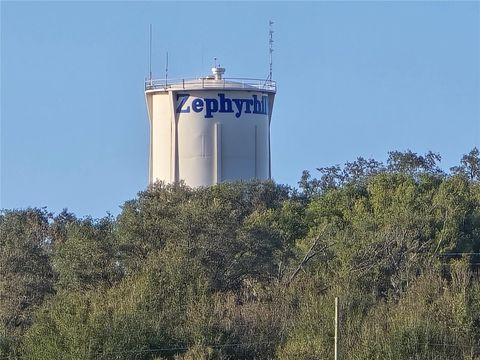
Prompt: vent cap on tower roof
<box><xmin>211</xmin><ymin>66</ymin><xmax>225</xmax><ymax>80</ymax></box>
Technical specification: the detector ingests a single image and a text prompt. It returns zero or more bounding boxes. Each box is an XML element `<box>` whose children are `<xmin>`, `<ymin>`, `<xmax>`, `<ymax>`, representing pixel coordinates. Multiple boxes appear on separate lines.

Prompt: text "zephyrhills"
<box><xmin>176</xmin><ymin>93</ymin><xmax>268</xmax><ymax>118</ymax></box>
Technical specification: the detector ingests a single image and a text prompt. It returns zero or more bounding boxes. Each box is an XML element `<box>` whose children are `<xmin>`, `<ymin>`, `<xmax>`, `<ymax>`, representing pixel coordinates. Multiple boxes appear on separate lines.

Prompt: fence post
<box><xmin>334</xmin><ymin>297</ymin><xmax>339</xmax><ymax>360</ymax></box>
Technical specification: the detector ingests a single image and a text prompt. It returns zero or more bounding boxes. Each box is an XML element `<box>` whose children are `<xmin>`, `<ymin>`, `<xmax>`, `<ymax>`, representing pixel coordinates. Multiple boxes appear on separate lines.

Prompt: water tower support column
<box><xmin>214</xmin><ymin>123</ymin><xmax>222</xmax><ymax>183</ymax></box>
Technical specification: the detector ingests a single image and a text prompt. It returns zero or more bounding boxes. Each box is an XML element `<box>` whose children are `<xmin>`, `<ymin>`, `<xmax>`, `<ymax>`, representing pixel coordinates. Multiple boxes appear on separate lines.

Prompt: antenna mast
<box><xmin>165</xmin><ymin>52</ymin><xmax>169</xmax><ymax>86</ymax></box>
<box><xmin>269</xmin><ymin>20</ymin><xmax>274</xmax><ymax>81</ymax></box>
<box><xmin>149</xmin><ymin>24</ymin><xmax>152</xmax><ymax>80</ymax></box>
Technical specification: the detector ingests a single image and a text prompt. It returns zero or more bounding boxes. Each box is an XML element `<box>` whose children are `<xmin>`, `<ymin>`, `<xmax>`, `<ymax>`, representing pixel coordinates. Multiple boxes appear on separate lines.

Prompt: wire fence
<box><xmin>2</xmin><ymin>339</ymin><xmax>479</xmax><ymax>360</ymax></box>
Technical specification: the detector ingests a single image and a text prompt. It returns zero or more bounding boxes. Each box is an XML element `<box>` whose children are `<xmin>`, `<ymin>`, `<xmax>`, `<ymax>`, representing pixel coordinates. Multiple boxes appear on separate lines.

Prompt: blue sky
<box><xmin>1</xmin><ymin>1</ymin><xmax>479</xmax><ymax>218</ymax></box>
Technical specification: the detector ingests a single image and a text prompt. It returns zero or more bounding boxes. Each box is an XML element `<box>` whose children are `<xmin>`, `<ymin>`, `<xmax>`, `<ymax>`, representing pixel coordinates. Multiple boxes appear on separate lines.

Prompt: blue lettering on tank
<box><xmin>192</xmin><ymin>98</ymin><xmax>204</xmax><ymax>113</ymax></box>
<box><xmin>232</xmin><ymin>99</ymin><xmax>245</xmax><ymax>118</ymax></box>
<box><xmin>175</xmin><ymin>93</ymin><xmax>269</xmax><ymax>118</ymax></box>
<box><xmin>204</xmin><ymin>98</ymin><xmax>219</xmax><ymax>118</ymax></box>
<box><xmin>218</xmin><ymin>93</ymin><xmax>233</xmax><ymax>113</ymax></box>
<box><xmin>176</xmin><ymin>93</ymin><xmax>190</xmax><ymax>113</ymax></box>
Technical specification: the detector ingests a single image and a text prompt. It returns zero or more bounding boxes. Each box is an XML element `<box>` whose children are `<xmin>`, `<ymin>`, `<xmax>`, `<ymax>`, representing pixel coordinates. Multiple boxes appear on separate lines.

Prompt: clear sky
<box><xmin>1</xmin><ymin>1</ymin><xmax>479</xmax><ymax>218</ymax></box>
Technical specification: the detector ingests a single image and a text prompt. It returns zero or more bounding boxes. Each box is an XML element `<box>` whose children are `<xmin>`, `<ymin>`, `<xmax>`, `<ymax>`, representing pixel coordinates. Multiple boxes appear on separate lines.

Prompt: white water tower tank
<box><xmin>144</xmin><ymin>67</ymin><xmax>276</xmax><ymax>187</ymax></box>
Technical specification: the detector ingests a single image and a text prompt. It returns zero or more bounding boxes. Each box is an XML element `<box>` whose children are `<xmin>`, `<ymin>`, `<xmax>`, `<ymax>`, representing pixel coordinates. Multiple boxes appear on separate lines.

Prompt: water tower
<box><xmin>144</xmin><ymin>66</ymin><xmax>276</xmax><ymax>187</ymax></box>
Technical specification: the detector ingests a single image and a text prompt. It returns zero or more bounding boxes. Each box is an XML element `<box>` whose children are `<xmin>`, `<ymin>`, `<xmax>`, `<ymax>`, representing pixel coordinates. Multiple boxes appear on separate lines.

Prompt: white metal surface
<box><xmin>144</xmin><ymin>71</ymin><xmax>276</xmax><ymax>187</ymax></box>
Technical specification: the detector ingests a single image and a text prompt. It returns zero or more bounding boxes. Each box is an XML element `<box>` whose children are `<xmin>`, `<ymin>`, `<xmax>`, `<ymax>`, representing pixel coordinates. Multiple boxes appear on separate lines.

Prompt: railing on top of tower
<box><xmin>144</xmin><ymin>77</ymin><xmax>277</xmax><ymax>92</ymax></box>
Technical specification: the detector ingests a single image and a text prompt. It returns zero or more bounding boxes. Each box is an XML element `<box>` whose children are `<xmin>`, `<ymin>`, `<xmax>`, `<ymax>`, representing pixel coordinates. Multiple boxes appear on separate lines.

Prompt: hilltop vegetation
<box><xmin>1</xmin><ymin>148</ymin><xmax>480</xmax><ymax>359</ymax></box>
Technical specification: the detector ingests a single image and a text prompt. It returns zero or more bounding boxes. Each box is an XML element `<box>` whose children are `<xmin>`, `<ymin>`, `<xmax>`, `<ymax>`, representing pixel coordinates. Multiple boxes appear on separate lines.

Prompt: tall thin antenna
<box><xmin>269</xmin><ymin>20</ymin><xmax>274</xmax><ymax>81</ymax></box>
<box><xmin>165</xmin><ymin>51</ymin><xmax>169</xmax><ymax>86</ymax></box>
<box><xmin>149</xmin><ymin>24</ymin><xmax>152</xmax><ymax>80</ymax></box>
<box><xmin>201</xmin><ymin>45</ymin><xmax>204</xmax><ymax>74</ymax></box>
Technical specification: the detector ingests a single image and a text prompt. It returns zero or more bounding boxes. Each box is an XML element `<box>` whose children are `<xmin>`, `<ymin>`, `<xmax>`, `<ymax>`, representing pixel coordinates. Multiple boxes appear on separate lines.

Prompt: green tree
<box><xmin>23</xmin><ymin>244</ymin><xmax>213</xmax><ymax>360</ymax></box>
<box><xmin>451</xmin><ymin>147</ymin><xmax>480</xmax><ymax>181</ymax></box>
<box><xmin>387</xmin><ymin>150</ymin><xmax>443</xmax><ymax>176</ymax></box>
<box><xmin>351</xmin><ymin>262</ymin><xmax>477</xmax><ymax>359</ymax></box>
<box><xmin>0</xmin><ymin>208</ymin><xmax>54</xmax><ymax>357</ymax></box>
<box><xmin>53</xmin><ymin>216</ymin><xmax>121</xmax><ymax>292</ymax></box>
<box><xmin>117</xmin><ymin>181</ymin><xmax>292</xmax><ymax>291</ymax></box>
<box><xmin>5</xmin><ymin>150</ymin><xmax>480</xmax><ymax>359</ymax></box>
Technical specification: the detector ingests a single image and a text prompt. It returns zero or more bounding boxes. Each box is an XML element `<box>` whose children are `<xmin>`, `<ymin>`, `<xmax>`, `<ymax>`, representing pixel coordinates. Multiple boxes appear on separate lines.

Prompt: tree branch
<box><xmin>285</xmin><ymin>225</ymin><xmax>333</xmax><ymax>287</ymax></box>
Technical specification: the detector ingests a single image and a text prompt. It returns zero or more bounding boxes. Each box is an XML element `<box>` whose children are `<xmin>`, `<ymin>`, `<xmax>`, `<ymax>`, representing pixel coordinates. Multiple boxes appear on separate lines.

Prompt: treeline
<box><xmin>1</xmin><ymin>148</ymin><xmax>479</xmax><ymax>359</ymax></box>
